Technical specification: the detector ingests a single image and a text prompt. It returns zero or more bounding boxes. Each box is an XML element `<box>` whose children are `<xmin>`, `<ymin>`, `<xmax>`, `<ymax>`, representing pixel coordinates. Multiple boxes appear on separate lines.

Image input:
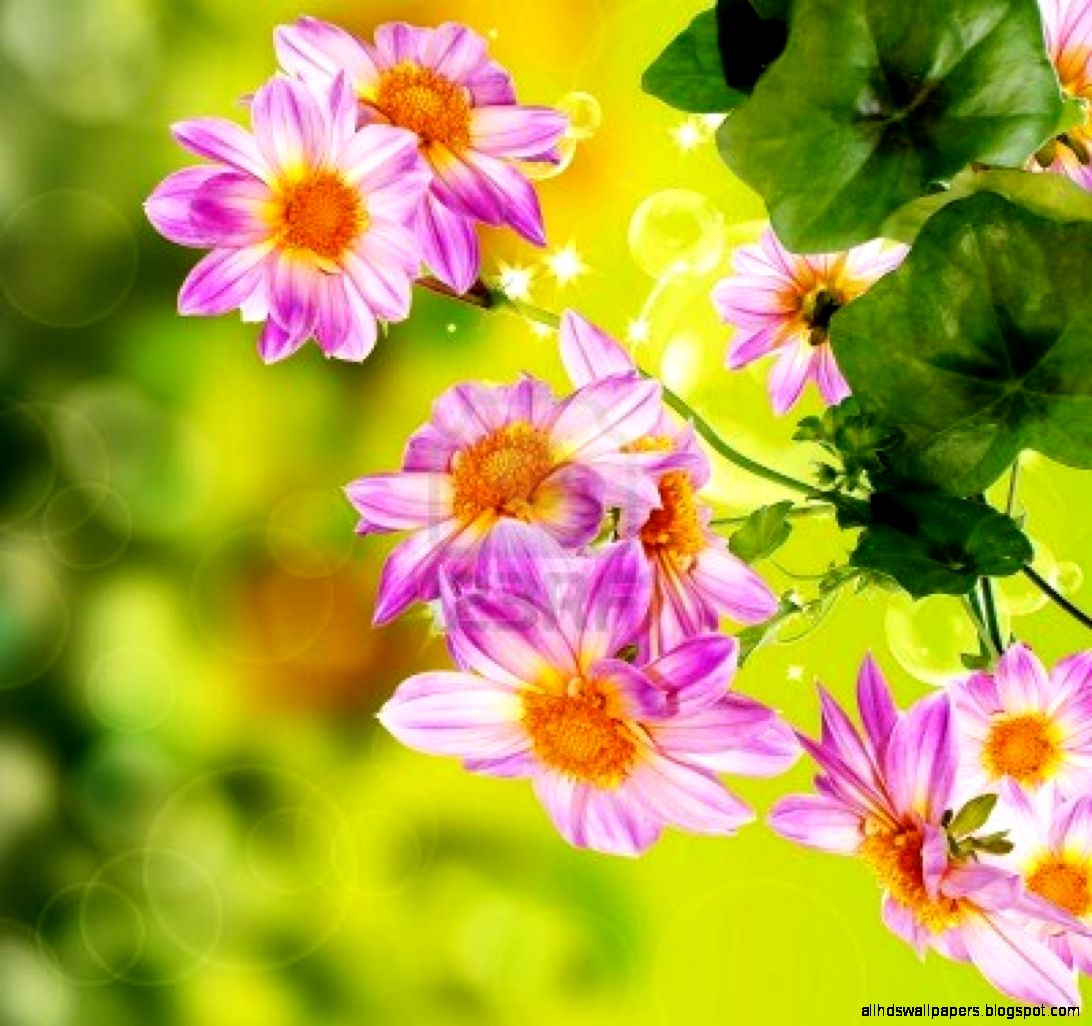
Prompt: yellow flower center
<box><xmin>450</xmin><ymin>422</ymin><xmax>555</xmax><ymax>522</ymax></box>
<box><xmin>1027</xmin><ymin>856</ymin><xmax>1092</xmax><ymax>918</ymax></box>
<box><xmin>858</xmin><ymin>825</ymin><xmax>964</xmax><ymax>934</ymax></box>
<box><xmin>374</xmin><ymin>64</ymin><xmax>472</xmax><ymax>151</ymax></box>
<box><xmin>523</xmin><ymin>678</ymin><xmax>638</xmax><ymax>788</ymax></box>
<box><xmin>278</xmin><ymin>171</ymin><xmax>366</xmax><ymax>261</ymax></box>
<box><xmin>982</xmin><ymin>713</ymin><xmax>1060</xmax><ymax>786</ymax></box>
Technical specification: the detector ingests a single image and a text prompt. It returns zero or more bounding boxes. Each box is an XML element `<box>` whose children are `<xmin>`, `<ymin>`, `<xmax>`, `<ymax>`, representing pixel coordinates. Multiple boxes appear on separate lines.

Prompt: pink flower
<box><xmin>712</xmin><ymin>229</ymin><xmax>907</xmax><ymax>414</ymax></box>
<box><xmin>992</xmin><ymin>782</ymin><xmax>1092</xmax><ymax>974</ymax></box>
<box><xmin>949</xmin><ymin>644</ymin><xmax>1092</xmax><ymax>799</ymax></box>
<box><xmin>559</xmin><ymin>310</ymin><xmax>778</xmax><ymax>656</ymax></box>
<box><xmin>769</xmin><ymin>657</ymin><xmax>1083</xmax><ymax>1007</ymax></box>
<box><xmin>345</xmin><ymin>370</ymin><xmax>672</xmax><ymax>625</ymax></box>
<box><xmin>378</xmin><ymin>524</ymin><xmax>798</xmax><ymax>856</ymax></box>
<box><xmin>275</xmin><ymin>17</ymin><xmax>568</xmax><ymax>293</ymax></box>
<box><xmin>145</xmin><ymin>74</ymin><xmax>430</xmax><ymax>363</ymax></box>
<box><xmin>1033</xmin><ymin>0</ymin><xmax>1092</xmax><ymax>189</ymax></box>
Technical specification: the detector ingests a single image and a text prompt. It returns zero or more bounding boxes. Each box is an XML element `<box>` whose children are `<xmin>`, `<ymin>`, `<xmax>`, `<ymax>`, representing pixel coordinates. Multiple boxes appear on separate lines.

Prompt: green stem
<box><xmin>979</xmin><ymin>577</ymin><xmax>1006</xmax><ymax>652</ymax></box>
<box><xmin>1004</xmin><ymin>456</ymin><xmax>1020</xmax><ymax>518</ymax></box>
<box><xmin>711</xmin><ymin>504</ymin><xmax>833</xmax><ymax>527</ymax></box>
<box><xmin>1022</xmin><ymin>565</ymin><xmax>1092</xmax><ymax>632</ymax></box>
<box><xmin>963</xmin><ymin>593</ymin><xmax>1000</xmax><ymax>663</ymax></box>
<box><xmin>461</xmin><ymin>283</ymin><xmax>817</xmax><ymax>498</ymax></box>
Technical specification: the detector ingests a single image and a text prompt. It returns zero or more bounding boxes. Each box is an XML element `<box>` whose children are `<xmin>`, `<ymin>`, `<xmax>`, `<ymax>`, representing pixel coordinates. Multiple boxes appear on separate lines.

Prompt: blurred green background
<box><xmin>2</xmin><ymin>0</ymin><xmax>1091</xmax><ymax>1022</ymax></box>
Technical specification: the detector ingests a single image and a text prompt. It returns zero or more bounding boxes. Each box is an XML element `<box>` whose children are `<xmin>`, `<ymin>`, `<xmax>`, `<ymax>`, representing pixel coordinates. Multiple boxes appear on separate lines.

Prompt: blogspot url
<box><xmin>861</xmin><ymin>1004</ymin><xmax>1082</xmax><ymax>1018</ymax></box>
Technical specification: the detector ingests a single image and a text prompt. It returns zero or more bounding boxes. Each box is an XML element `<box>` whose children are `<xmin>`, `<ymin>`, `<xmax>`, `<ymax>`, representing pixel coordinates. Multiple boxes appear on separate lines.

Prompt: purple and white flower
<box><xmin>275</xmin><ymin>17</ymin><xmax>568</xmax><ymax>293</ymax></box>
<box><xmin>145</xmin><ymin>74</ymin><xmax>429</xmax><ymax>363</ymax></box>
<box><xmin>378</xmin><ymin>523</ymin><xmax>798</xmax><ymax>856</ymax></box>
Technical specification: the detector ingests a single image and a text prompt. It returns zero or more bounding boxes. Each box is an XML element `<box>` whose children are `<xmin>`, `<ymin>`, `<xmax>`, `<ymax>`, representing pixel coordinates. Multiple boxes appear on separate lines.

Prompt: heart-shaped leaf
<box><xmin>850</xmin><ymin>491</ymin><xmax>1033</xmax><ymax>598</ymax></box>
<box><xmin>717</xmin><ymin>0</ymin><xmax>1063</xmax><ymax>251</ymax></box>
<box><xmin>832</xmin><ymin>193</ymin><xmax>1092</xmax><ymax>495</ymax></box>
<box><xmin>643</xmin><ymin>10</ymin><xmax>744</xmax><ymax>113</ymax></box>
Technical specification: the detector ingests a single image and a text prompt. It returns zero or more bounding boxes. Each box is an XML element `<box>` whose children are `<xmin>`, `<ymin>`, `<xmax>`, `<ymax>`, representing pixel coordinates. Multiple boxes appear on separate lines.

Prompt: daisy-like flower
<box><xmin>275</xmin><ymin>17</ymin><xmax>568</xmax><ymax>293</ymax></box>
<box><xmin>949</xmin><ymin>644</ymin><xmax>1092</xmax><ymax>799</ymax></box>
<box><xmin>993</xmin><ymin>782</ymin><xmax>1092</xmax><ymax>974</ymax></box>
<box><xmin>346</xmin><ymin>370</ymin><xmax>674</xmax><ymax>625</ymax></box>
<box><xmin>769</xmin><ymin>657</ymin><xmax>1083</xmax><ymax>1007</ymax></box>
<box><xmin>378</xmin><ymin>524</ymin><xmax>798</xmax><ymax>856</ymax></box>
<box><xmin>145</xmin><ymin>74</ymin><xmax>430</xmax><ymax>363</ymax></box>
<box><xmin>1033</xmin><ymin>0</ymin><xmax>1092</xmax><ymax>189</ymax></box>
<box><xmin>559</xmin><ymin>310</ymin><xmax>778</xmax><ymax>655</ymax></box>
<box><xmin>711</xmin><ymin>229</ymin><xmax>907</xmax><ymax>414</ymax></box>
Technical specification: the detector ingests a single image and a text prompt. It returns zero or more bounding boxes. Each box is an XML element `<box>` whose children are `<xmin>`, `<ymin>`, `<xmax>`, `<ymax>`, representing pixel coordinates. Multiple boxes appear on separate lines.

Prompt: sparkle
<box><xmin>497</xmin><ymin>261</ymin><xmax>535</xmax><ymax>301</ymax></box>
<box><xmin>446</xmin><ymin>323</ymin><xmax>458</xmax><ymax>334</ymax></box>
<box><xmin>544</xmin><ymin>242</ymin><xmax>588</xmax><ymax>287</ymax></box>
<box><xmin>671</xmin><ymin>118</ymin><xmax>705</xmax><ymax>152</ymax></box>
<box><xmin>786</xmin><ymin>665</ymin><xmax>805</xmax><ymax>683</ymax></box>
<box><xmin>626</xmin><ymin>318</ymin><xmax>650</xmax><ymax>344</ymax></box>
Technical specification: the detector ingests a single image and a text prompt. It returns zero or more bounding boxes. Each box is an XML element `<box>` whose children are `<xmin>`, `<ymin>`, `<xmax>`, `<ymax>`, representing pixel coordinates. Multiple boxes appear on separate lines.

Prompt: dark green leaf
<box><xmin>728</xmin><ymin>501</ymin><xmax>794</xmax><ymax>562</ymax></box>
<box><xmin>968</xmin><ymin>833</ymin><xmax>1015</xmax><ymax>855</ymax></box>
<box><xmin>833</xmin><ymin>193</ymin><xmax>1092</xmax><ymax>495</ymax></box>
<box><xmin>642</xmin><ymin>10</ymin><xmax>744</xmax><ymax>114</ymax></box>
<box><xmin>948</xmin><ymin>794</ymin><xmax>998</xmax><ymax>837</ymax></box>
<box><xmin>961</xmin><ymin>652</ymin><xmax>992</xmax><ymax>671</ymax></box>
<box><xmin>850</xmin><ymin>491</ymin><xmax>1032</xmax><ymax>598</ymax></box>
<box><xmin>716</xmin><ymin>0</ymin><xmax>1063</xmax><ymax>251</ymax></box>
<box><xmin>882</xmin><ymin>169</ymin><xmax>1092</xmax><ymax>243</ymax></box>
<box><xmin>748</xmin><ymin>0</ymin><xmax>790</xmax><ymax>16</ymax></box>
<box><xmin>715</xmin><ymin>0</ymin><xmax>787</xmax><ymax>95</ymax></box>
<box><xmin>737</xmin><ymin>593</ymin><xmax>800</xmax><ymax>661</ymax></box>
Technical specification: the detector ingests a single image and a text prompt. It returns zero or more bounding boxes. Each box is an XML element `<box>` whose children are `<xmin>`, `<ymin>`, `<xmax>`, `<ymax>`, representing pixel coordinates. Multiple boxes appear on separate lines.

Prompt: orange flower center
<box><xmin>278</xmin><ymin>171</ymin><xmax>366</xmax><ymax>261</ymax></box>
<box><xmin>982</xmin><ymin>713</ymin><xmax>1060</xmax><ymax>786</ymax></box>
<box><xmin>1027</xmin><ymin>856</ymin><xmax>1092</xmax><ymax>918</ymax></box>
<box><xmin>640</xmin><ymin>469</ymin><xmax>706</xmax><ymax>567</ymax></box>
<box><xmin>374</xmin><ymin>64</ymin><xmax>472</xmax><ymax>151</ymax></box>
<box><xmin>800</xmin><ymin>286</ymin><xmax>843</xmax><ymax>346</ymax></box>
<box><xmin>859</xmin><ymin>825</ymin><xmax>964</xmax><ymax>933</ymax></box>
<box><xmin>450</xmin><ymin>422</ymin><xmax>554</xmax><ymax>522</ymax></box>
<box><xmin>523</xmin><ymin>678</ymin><xmax>638</xmax><ymax>788</ymax></box>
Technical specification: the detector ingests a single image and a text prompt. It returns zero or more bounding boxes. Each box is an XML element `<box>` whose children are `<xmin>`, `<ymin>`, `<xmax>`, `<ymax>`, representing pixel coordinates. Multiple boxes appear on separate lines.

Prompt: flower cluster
<box><xmin>145</xmin><ymin>18</ymin><xmax>567</xmax><ymax>362</ymax></box>
<box><xmin>772</xmin><ymin>645</ymin><xmax>1092</xmax><ymax>1007</ymax></box>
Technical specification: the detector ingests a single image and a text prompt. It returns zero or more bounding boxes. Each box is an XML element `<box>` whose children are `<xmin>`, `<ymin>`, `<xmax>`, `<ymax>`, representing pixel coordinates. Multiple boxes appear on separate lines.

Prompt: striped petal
<box><xmin>145</xmin><ymin>166</ymin><xmax>224</xmax><ymax>247</ymax></box>
<box><xmin>688</xmin><ymin>545</ymin><xmax>778</xmax><ymax>625</ymax></box>
<box><xmin>627</xmin><ymin>753</ymin><xmax>754</xmax><ymax>836</ymax></box>
<box><xmin>470</xmin><ymin>105</ymin><xmax>568</xmax><ymax>160</ymax></box>
<box><xmin>274</xmin><ymin>16</ymin><xmax>379</xmax><ymax>89</ymax></box>
<box><xmin>171</xmin><ymin>117</ymin><xmax>270</xmax><ymax>182</ymax></box>
<box><xmin>412</xmin><ymin>194</ymin><xmax>480</xmax><ymax>293</ymax></box>
<box><xmin>345</xmin><ymin>471</ymin><xmax>453</xmax><ymax>532</ymax></box>
<box><xmin>550</xmin><ymin>376</ymin><xmax>662</xmax><ymax>462</ymax></box>
<box><xmin>768</xmin><ymin>793</ymin><xmax>863</xmax><ymax>854</ymax></box>
<box><xmin>558</xmin><ymin>309</ymin><xmax>636</xmax><ymax>388</ymax></box>
<box><xmin>178</xmin><ymin>244</ymin><xmax>271</xmax><ymax>316</ymax></box>
<box><xmin>188</xmin><ymin>171</ymin><xmax>272</xmax><ymax>247</ymax></box>
<box><xmin>251</xmin><ymin>76</ymin><xmax>328</xmax><ymax>177</ymax></box>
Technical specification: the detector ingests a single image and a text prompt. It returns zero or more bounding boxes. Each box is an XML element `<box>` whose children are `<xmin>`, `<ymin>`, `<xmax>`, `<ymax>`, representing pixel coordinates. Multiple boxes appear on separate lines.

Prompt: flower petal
<box><xmin>412</xmin><ymin>193</ymin><xmax>480</xmax><ymax>293</ymax></box>
<box><xmin>550</xmin><ymin>376</ymin><xmax>663</xmax><ymax>462</ymax></box>
<box><xmin>251</xmin><ymin>75</ymin><xmax>329</xmax><ymax>175</ymax></box>
<box><xmin>145</xmin><ymin>166</ymin><xmax>224</xmax><ymax>247</ymax></box>
<box><xmin>643</xmin><ymin>634</ymin><xmax>739</xmax><ymax>713</ymax></box>
<box><xmin>274</xmin><ymin>16</ymin><xmax>379</xmax><ymax>89</ymax></box>
<box><xmin>627</xmin><ymin>753</ymin><xmax>754</xmax><ymax>836</ymax></box>
<box><xmin>688</xmin><ymin>545</ymin><xmax>778</xmax><ymax>625</ymax></box>
<box><xmin>470</xmin><ymin>105</ymin><xmax>568</xmax><ymax>159</ymax></box>
<box><xmin>378</xmin><ymin>670</ymin><xmax>527</xmax><ymax>758</ymax></box>
<box><xmin>558</xmin><ymin>309</ymin><xmax>636</xmax><ymax>388</ymax></box>
<box><xmin>341</xmin><ymin>124</ymin><xmax>426</xmax><ymax>193</ymax></box>
<box><xmin>884</xmin><ymin>693</ymin><xmax>955</xmax><ymax>822</ymax></box>
<box><xmin>171</xmin><ymin>117</ymin><xmax>270</xmax><ymax>182</ymax></box>
<box><xmin>767</xmin><ymin>340</ymin><xmax>814</xmax><ymax>415</ymax></box>
<box><xmin>345</xmin><ymin>472</ymin><xmax>453</xmax><ymax>532</ymax></box>
<box><xmin>344</xmin><ymin>227</ymin><xmax>419</xmax><ymax>321</ymax></box>
<box><xmin>178</xmin><ymin>245</ymin><xmax>271</xmax><ymax>316</ymax></box>
<box><xmin>768</xmin><ymin>793</ymin><xmax>863</xmax><ymax>854</ymax></box>
<box><xmin>995</xmin><ymin>642</ymin><xmax>1050</xmax><ymax>711</ymax></box>
<box><xmin>857</xmin><ymin>655</ymin><xmax>898</xmax><ymax>761</ymax></box>
<box><xmin>527</xmin><ymin>463</ymin><xmax>605</xmax><ymax>550</ymax></box>
<box><xmin>568</xmin><ymin>541</ymin><xmax>651</xmax><ymax>667</ymax></box>
<box><xmin>188</xmin><ymin>171</ymin><xmax>272</xmax><ymax>247</ymax></box>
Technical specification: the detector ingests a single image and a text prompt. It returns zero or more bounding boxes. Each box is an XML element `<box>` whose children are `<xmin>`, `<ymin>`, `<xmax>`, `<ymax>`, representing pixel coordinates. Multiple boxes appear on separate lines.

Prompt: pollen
<box><xmin>858</xmin><ymin>825</ymin><xmax>963</xmax><ymax>934</ymax></box>
<box><xmin>523</xmin><ymin>678</ymin><xmax>638</xmax><ymax>788</ymax></box>
<box><xmin>279</xmin><ymin>171</ymin><xmax>366</xmax><ymax>261</ymax></box>
<box><xmin>1027</xmin><ymin>856</ymin><xmax>1092</xmax><ymax>918</ymax></box>
<box><xmin>640</xmin><ymin>470</ymin><xmax>706</xmax><ymax>567</ymax></box>
<box><xmin>374</xmin><ymin>64</ymin><xmax>472</xmax><ymax>151</ymax></box>
<box><xmin>450</xmin><ymin>422</ymin><xmax>555</xmax><ymax>522</ymax></box>
<box><xmin>982</xmin><ymin>713</ymin><xmax>1061</xmax><ymax>786</ymax></box>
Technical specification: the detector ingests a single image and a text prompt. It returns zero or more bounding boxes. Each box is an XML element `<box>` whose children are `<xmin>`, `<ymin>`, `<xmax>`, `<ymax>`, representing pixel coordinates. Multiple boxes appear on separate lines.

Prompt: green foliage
<box><xmin>850</xmin><ymin>491</ymin><xmax>1033</xmax><ymax>598</ymax></box>
<box><xmin>794</xmin><ymin>398</ymin><xmax>902</xmax><ymax>493</ymax></box>
<box><xmin>833</xmin><ymin>194</ymin><xmax>1092</xmax><ymax>495</ymax></box>
<box><xmin>882</xmin><ymin>168</ymin><xmax>1092</xmax><ymax>243</ymax></box>
<box><xmin>947</xmin><ymin>794</ymin><xmax>997</xmax><ymax>837</ymax></box>
<box><xmin>728</xmin><ymin>501</ymin><xmax>794</xmax><ymax>562</ymax></box>
<box><xmin>944</xmin><ymin>795</ymin><xmax>1014</xmax><ymax>857</ymax></box>
<box><xmin>716</xmin><ymin>0</ymin><xmax>1063</xmax><ymax>251</ymax></box>
<box><xmin>642</xmin><ymin>10</ymin><xmax>744</xmax><ymax>113</ymax></box>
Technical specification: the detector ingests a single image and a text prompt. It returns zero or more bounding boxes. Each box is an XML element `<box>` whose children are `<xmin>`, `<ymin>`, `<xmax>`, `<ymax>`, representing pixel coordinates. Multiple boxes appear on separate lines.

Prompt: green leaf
<box><xmin>748</xmin><ymin>0</ymin><xmax>790</xmax><ymax>16</ymax></box>
<box><xmin>833</xmin><ymin>193</ymin><xmax>1092</xmax><ymax>495</ymax></box>
<box><xmin>882</xmin><ymin>169</ymin><xmax>1092</xmax><ymax>243</ymax></box>
<box><xmin>948</xmin><ymin>794</ymin><xmax>998</xmax><ymax>837</ymax></box>
<box><xmin>715</xmin><ymin>0</ymin><xmax>787</xmax><ymax>95</ymax></box>
<box><xmin>716</xmin><ymin>0</ymin><xmax>1063</xmax><ymax>251</ymax></box>
<box><xmin>850</xmin><ymin>491</ymin><xmax>1032</xmax><ymax>598</ymax></box>
<box><xmin>728</xmin><ymin>501</ymin><xmax>794</xmax><ymax>562</ymax></box>
<box><xmin>642</xmin><ymin>10</ymin><xmax>744</xmax><ymax>113</ymax></box>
